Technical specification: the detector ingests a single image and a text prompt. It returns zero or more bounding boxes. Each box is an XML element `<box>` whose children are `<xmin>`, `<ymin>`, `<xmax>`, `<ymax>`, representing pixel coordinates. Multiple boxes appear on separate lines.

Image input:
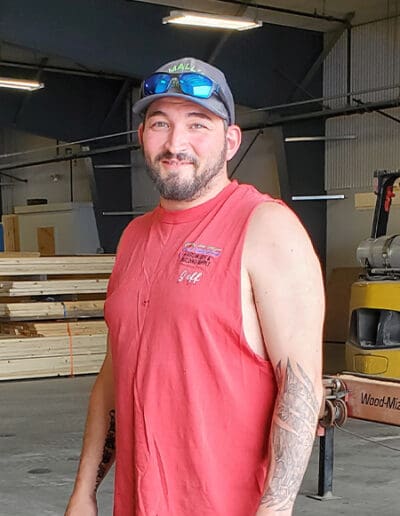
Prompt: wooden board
<box><xmin>37</xmin><ymin>226</ymin><xmax>55</xmax><ymax>256</ymax></box>
<box><xmin>0</xmin><ymin>300</ymin><xmax>105</xmax><ymax>320</ymax></box>
<box><xmin>0</xmin><ymin>255</ymin><xmax>115</xmax><ymax>276</ymax></box>
<box><xmin>2</xmin><ymin>215</ymin><xmax>20</xmax><ymax>252</ymax></box>
<box><xmin>0</xmin><ymin>252</ymin><xmax>40</xmax><ymax>258</ymax></box>
<box><xmin>0</xmin><ymin>333</ymin><xmax>106</xmax><ymax>380</ymax></box>
<box><xmin>0</xmin><ymin>319</ymin><xmax>107</xmax><ymax>337</ymax></box>
<box><xmin>0</xmin><ymin>334</ymin><xmax>107</xmax><ymax>360</ymax></box>
<box><xmin>0</xmin><ymin>352</ymin><xmax>105</xmax><ymax>380</ymax></box>
<box><xmin>0</xmin><ymin>278</ymin><xmax>108</xmax><ymax>296</ymax></box>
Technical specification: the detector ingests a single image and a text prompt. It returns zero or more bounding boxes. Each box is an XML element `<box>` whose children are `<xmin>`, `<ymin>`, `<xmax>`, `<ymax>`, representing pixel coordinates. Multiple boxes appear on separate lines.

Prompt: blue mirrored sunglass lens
<box><xmin>144</xmin><ymin>73</ymin><xmax>171</xmax><ymax>95</ymax></box>
<box><xmin>179</xmin><ymin>73</ymin><xmax>214</xmax><ymax>99</ymax></box>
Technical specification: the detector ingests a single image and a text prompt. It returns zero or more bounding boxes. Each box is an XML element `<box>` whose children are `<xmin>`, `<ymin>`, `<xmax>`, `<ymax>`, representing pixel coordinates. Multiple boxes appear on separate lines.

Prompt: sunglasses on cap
<box><xmin>142</xmin><ymin>72</ymin><xmax>221</xmax><ymax>100</ymax></box>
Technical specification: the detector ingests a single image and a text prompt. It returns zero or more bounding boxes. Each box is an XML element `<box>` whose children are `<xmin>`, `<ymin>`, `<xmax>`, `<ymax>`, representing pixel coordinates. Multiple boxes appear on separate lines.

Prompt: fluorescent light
<box><xmin>285</xmin><ymin>136</ymin><xmax>357</xmax><ymax>142</ymax></box>
<box><xmin>0</xmin><ymin>77</ymin><xmax>44</xmax><ymax>91</ymax></box>
<box><xmin>292</xmin><ymin>195</ymin><xmax>345</xmax><ymax>201</ymax></box>
<box><xmin>163</xmin><ymin>11</ymin><xmax>262</xmax><ymax>31</ymax></box>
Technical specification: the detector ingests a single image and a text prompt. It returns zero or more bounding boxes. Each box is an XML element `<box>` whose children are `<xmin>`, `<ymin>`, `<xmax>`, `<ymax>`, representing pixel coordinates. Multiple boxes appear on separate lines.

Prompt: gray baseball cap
<box><xmin>132</xmin><ymin>57</ymin><xmax>235</xmax><ymax>125</ymax></box>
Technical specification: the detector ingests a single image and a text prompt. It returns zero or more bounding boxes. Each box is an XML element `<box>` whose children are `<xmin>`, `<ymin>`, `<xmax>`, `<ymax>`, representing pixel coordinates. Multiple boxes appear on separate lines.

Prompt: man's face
<box><xmin>139</xmin><ymin>97</ymin><xmax>234</xmax><ymax>202</ymax></box>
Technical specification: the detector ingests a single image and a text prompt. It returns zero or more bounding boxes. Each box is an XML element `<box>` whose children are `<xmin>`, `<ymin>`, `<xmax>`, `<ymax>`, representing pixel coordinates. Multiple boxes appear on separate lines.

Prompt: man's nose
<box><xmin>164</xmin><ymin>125</ymin><xmax>188</xmax><ymax>153</ymax></box>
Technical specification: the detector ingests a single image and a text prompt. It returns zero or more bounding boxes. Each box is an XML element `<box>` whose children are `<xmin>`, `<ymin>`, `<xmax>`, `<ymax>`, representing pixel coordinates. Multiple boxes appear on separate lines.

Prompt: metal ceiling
<box><xmin>0</xmin><ymin>0</ymin><xmax>394</xmax><ymax>93</ymax></box>
<box><xmin>1</xmin><ymin>0</ymin><xmax>399</xmax><ymax>76</ymax></box>
<box><xmin>132</xmin><ymin>0</ymin><xmax>400</xmax><ymax>32</ymax></box>
<box><xmin>0</xmin><ymin>0</ymin><xmax>398</xmax><ymax>131</ymax></box>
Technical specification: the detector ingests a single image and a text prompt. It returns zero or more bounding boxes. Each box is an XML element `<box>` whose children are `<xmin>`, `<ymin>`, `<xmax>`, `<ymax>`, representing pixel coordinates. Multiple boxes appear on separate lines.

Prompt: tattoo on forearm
<box><xmin>95</xmin><ymin>409</ymin><xmax>116</xmax><ymax>492</ymax></box>
<box><xmin>260</xmin><ymin>360</ymin><xmax>319</xmax><ymax>511</ymax></box>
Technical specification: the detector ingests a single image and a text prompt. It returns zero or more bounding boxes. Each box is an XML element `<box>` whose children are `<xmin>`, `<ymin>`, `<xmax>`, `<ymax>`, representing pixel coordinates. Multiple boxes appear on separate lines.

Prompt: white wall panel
<box><xmin>325</xmin><ymin>107</ymin><xmax>400</xmax><ymax>190</ymax></box>
<box><xmin>323</xmin><ymin>30</ymin><xmax>347</xmax><ymax>108</ymax></box>
<box><xmin>324</xmin><ymin>17</ymin><xmax>400</xmax><ymax>191</ymax></box>
<box><xmin>351</xmin><ymin>19</ymin><xmax>400</xmax><ymax>102</ymax></box>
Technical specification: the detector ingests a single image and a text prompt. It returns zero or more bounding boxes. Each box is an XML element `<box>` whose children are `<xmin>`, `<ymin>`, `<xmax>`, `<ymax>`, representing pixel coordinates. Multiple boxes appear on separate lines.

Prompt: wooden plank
<box><xmin>0</xmin><ymin>255</ymin><xmax>115</xmax><ymax>276</ymax></box>
<box><xmin>0</xmin><ymin>320</ymin><xmax>107</xmax><ymax>337</ymax></box>
<box><xmin>0</xmin><ymin>352</ymin><xmax>105</xmax><ymax>380</ymax></box>
<box><xmin>37</xmin><ymin>227</ymin><xmax>55</xmax><ymax>256</ymax></box>
<box><xmin>0</xmin><ymin>300</ymin><xmax>105</xmax><ymax>320</ymax></box>
<box><xmin>0</xmin><ymin>278</ymin><xmax>108</xmax><ymax>296</ymax></box>
<box><xmin>2</xmin><ymin>215</ymin><xmax>20</xmax><ymax>252</ymax></box>
<box><xmin>0</xmin><ymin>334</ymin><xmax>107</xmax><ymax>360</ymax></box>
<box><xmin>0</xmin><ymin>252</ymin><xmax>40</xmax><ymax>257</ymax></box>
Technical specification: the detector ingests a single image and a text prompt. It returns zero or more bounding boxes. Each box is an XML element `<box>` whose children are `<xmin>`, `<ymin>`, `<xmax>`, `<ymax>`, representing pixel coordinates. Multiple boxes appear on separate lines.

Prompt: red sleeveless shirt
<box><xmin>105</xmin><ymin>181</ymin><xmax>278</xmax><ymax>516</ymax></box>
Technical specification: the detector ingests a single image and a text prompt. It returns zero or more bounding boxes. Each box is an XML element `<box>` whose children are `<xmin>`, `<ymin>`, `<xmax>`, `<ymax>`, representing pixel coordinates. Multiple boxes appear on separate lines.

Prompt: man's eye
<box><xmin>191</xmin><ymin>123</ymin><xmax>207</xmax><ymax>129</ymax></box>
<box><xmin>152</xmin><ymin>121</ymin><xmax>168</xmax><ymax>128</ymax></box>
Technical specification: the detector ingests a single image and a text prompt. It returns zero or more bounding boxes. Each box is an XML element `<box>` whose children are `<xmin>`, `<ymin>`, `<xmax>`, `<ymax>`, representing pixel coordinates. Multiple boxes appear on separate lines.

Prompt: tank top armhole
<box><xmin>237</xmin><ymin>197</ymin><xmax>282</xmax><ymax>371</ymax></box>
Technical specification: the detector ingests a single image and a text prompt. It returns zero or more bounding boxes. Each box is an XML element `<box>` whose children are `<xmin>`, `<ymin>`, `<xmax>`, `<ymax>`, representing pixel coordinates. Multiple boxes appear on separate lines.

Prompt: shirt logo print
<box><xmin>179</xmin><ymin>242</ymin><xmax>222</xmax><ymax>267</ymax></box>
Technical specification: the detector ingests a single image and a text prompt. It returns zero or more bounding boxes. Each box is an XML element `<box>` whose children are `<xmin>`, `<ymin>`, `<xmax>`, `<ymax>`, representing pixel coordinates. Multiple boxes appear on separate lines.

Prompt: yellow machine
<box><xmin>345</xmin><ymin>170</ymin><xmax>400</xmax><ymax>378</ymax></box>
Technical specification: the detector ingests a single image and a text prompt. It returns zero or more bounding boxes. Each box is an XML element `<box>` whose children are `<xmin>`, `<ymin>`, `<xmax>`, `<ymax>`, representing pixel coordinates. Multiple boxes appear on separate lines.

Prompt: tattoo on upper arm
<box><xmin>95</xmin><ymin>409</ymin><xmax>116</xmax><ymax>492</ymax></box>
<box><xmin>260</xmin><ymin>360</ymin><xmax>319</xmax><ymax>511</ymax></box>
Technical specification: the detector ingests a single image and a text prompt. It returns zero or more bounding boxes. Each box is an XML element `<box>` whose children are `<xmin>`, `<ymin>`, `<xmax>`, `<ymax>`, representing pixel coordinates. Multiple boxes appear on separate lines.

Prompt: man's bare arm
<box><xmin>65</xmin><ymin>335</ymin><xmax>115</xmax><ymax>515</ymax></box>
<box><xmin>259</xmin><ymin>360</ymin><xmax>320</xmax><ymax>512</ymax></box>
<box><xmin>244</xmin><ymin>202</ymin><xmax>324</xmax><ymax>516</ymax></box>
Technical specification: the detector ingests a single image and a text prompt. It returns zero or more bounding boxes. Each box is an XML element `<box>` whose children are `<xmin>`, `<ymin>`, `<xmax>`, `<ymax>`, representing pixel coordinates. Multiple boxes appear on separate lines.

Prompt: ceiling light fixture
<box><xmin>163</xmin><ymin>10</ymin><xmax>262</xmax><ymax>31</ymax></box>
<box><xmin>0</xmin><ymin>77</ymin><xmax>44</xmax><ymax>91</ymax></box>
<box><xmin>292</xmin><ymin>195</ymin><xmax>345</xmax><ymax>201</ymax></box>
<box><xmin>285</xmin><ymin>135</ymin><xmax>357</xmax><ymax>142</ymax></box>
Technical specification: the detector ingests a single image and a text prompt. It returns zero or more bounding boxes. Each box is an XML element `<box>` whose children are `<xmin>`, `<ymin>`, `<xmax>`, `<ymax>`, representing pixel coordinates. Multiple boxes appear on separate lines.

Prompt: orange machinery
<box><xmin>314</xmin><ymin>373</ymin><xmax>400</xmax><ymax>500</ymax></box>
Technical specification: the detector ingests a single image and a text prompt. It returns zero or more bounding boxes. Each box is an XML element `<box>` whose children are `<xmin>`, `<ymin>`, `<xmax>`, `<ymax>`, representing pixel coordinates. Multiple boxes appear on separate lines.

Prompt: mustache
<box><xmin>155</xmin><ymin>151</ymin><xmax>198</xmax><ymax>165</ymax></box>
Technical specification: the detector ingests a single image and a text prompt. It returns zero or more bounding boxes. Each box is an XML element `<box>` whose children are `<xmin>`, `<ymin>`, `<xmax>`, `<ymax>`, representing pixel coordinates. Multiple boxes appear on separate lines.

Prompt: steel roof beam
<box><xmin>289</xmin><ymin>13</ymin><xmax>354</xmax><ymax>103</ymax></box>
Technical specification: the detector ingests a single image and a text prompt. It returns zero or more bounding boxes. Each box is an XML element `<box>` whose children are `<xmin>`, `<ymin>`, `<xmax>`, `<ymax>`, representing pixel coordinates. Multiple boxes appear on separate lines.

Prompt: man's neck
<box><xmin>160</xmin><ymin>174</ymin><xmax>231</xmax><ymax>211</ymax></box>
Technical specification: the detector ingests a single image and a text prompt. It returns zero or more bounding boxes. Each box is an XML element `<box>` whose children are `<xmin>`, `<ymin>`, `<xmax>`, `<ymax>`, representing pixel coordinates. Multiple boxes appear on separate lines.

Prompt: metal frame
<box><xmin>308</xmin><ymin>427</ymin><xmax>340</xmax><ymax>500</ymax></box>
<box><xmin>0</xmin><ymin>143</ymin><xmax>139</xmax><ymax>173</ymax></box>
<box><xmin>289</xmin><ymin>15</ymin><xmax>353</xmax><ymax>103</ymax></box>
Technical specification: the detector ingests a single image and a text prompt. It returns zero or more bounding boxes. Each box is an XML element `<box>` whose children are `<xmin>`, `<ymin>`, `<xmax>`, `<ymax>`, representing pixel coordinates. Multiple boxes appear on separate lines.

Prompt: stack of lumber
<box><xmin>0</xmin><ymin>255</ymin><xmax>115</xmax><ymax>381</ymax></box>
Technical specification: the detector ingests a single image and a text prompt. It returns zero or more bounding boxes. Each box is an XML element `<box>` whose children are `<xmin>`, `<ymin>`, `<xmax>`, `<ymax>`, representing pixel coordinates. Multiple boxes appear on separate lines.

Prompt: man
<box><xmin>66</xmin><ymin>57</ymin><xmax>324</xmax><ymax>516</ymax></box>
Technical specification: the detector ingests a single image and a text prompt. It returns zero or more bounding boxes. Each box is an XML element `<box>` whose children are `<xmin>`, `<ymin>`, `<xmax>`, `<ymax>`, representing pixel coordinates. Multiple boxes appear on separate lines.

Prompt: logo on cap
<box><xmin>167</xmin><ymin>62</ymin><xmax>201</xmax><ymax>74</ymax></box>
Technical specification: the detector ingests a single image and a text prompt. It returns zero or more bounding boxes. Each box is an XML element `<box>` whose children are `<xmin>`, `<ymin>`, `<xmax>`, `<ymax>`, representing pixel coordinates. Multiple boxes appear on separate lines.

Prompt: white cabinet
<box><xmin>14</xmin><ymin>202</ymin><xmax>100</xmax><ymax>254</ymax></box>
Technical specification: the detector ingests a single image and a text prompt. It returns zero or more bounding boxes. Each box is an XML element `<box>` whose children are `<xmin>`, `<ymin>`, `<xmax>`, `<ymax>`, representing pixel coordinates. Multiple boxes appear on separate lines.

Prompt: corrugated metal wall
<box><xmin>324</xmin><ymin>17</ymin><xmax>400</xmax><ymax>190</ymax></box>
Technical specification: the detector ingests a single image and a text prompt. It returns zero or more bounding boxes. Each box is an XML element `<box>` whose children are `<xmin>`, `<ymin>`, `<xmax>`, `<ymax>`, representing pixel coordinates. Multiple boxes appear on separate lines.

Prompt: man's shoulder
<box><xmin>244</xmin><ymin>200</ymin><xmax>315</xmax><ymax>263</ymax></box>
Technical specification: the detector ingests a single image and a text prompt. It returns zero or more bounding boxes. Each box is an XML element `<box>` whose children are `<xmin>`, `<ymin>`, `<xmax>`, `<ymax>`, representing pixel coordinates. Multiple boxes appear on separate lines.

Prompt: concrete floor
<box><xmin>1</xmin><ymin>376</ymin><xmax>400</xmax><ymax>516</ymax></box>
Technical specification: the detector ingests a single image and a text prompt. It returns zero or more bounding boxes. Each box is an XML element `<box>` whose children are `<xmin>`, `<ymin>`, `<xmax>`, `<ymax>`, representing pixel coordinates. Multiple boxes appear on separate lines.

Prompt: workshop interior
<box><xmin>1</xmin><ymin>1</ymin><xmax>400</xmax><ymax>515</ymax></box>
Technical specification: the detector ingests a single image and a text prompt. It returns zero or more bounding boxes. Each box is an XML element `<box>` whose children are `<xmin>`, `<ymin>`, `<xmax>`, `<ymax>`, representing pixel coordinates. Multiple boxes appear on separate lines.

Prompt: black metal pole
<box><xmin>308</xmin><ymin>426</ymin><xmax>340</xmax><ymax>501</ymax></box>
<box><xmin>69</xmin><ymin>159</ymin><xmax>73</xmax><ymax>202</ymax></box>
<box><xmin>318</xmin><ymin>426</ymin><xmax>335</xmax><ymax>498</ymax></box>
<box><xmin>347</xmin><ymin>27</ymin><xmax>352</xmax><ymax>106</ymax></box>
<box><xmin>0</xmin><ymin>143</ymin><xmax>138</xmax><ymax>173</ymax></box>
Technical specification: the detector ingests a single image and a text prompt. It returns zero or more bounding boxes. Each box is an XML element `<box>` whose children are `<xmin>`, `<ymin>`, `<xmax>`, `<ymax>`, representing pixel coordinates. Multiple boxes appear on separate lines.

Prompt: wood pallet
<box><xmin>0</xmin><ymin>255</ymin><xmax>113</xmax><ymax>381</ymax></box>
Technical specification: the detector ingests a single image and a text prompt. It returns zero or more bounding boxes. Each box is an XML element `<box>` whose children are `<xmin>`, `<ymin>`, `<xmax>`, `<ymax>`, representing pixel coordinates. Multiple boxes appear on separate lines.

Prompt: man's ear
<box><xmin>138</xmin><ymin>122</ymin><xmax>144</xmax><ymax>146</ymax></box>
<box><xmin>225</xmin><ymin>125</ymin><xmax>242</xmax><ymax>161</ymax></box>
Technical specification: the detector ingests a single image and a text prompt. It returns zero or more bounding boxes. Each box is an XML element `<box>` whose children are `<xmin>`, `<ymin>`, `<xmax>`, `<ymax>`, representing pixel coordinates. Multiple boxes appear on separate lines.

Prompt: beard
<box><xmin>143</xmin><ymin>143</ymin><xmax>227</xmax><ymax>202</ymax></box>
